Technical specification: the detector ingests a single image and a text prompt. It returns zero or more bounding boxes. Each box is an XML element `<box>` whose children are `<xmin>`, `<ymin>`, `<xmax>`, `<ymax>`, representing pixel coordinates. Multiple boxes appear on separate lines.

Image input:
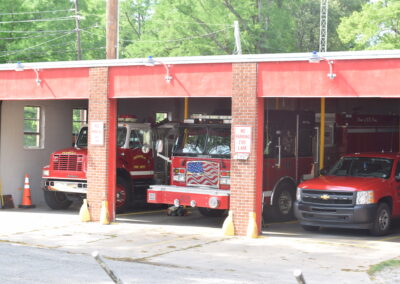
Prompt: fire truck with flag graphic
<box><xmin>147</xmin><ymin>111</ymin><xmax>316</xmax><ymax>220</ymax></box>
<box><xmin>42</xmin><ymin>115</ymin><xmax>154</xmax><ymax>212</ymax></box>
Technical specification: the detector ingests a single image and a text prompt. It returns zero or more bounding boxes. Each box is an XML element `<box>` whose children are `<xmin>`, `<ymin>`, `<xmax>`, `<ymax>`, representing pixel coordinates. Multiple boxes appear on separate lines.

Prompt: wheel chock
<box><xmin>246</xmin><ymin>212</ymin><xmax>259</xmax><ymax>238</ymax></box>
<box><xmin>222</xmin><ymin>210</ymin><xmax>235</xmax><ymax>236</ymax></box>
<box><xmin>79</xmin><ymin>199</ymin><xmax>91</xmax><ymax>222</ymax></box>
<box><xmin>100</xmin><ymin>200</ymin><xmax>110</xmax><ymax>225</ymax></box>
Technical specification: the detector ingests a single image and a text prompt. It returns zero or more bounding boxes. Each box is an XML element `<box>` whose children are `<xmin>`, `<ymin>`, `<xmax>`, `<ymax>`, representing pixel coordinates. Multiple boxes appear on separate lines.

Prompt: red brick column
<box><xmin>230</xmin><ymin>63</ymin><xmax>264</xmax><ymax>236</ymax></box>
<box><xmin>87</xmin><ymin>67</ymin><xmax>117</xmax><ymax>221</ymax></box>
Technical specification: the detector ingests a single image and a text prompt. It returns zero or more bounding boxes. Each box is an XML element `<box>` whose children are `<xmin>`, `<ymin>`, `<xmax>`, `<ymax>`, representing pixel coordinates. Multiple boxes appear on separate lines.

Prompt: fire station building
<box><xmin>0</xmin><ymin>50</ymin><xmax>399</xmax><ymax>236</ymax></box>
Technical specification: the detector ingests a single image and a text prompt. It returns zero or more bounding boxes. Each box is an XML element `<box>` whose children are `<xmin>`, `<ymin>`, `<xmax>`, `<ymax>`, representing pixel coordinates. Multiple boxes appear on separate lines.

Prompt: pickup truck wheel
<box><xmin>272</xmin><ymin>182</ymin><xmax>295</xmax><ymax>221</ymax></box>
<box><xmin>43</xmin><ymin>190</ymin><xmax>72</xmax><ymax>210</ymax></box>
<box><xmin>198</xmin><ymin>208</ymin><xmax>225</xmax><ymax>217</ymax></box>
<box><xmin>116</xmin><ymin>177</ymin><xmax>130</xmax><ymax>213</ymax></box>
<box><xmin>370</xmin><ymin>203</ymin><xmax>391</xmax><ymax>236</ymax></box>
<box><xmin>301</xmin><ymin>225</ymin><xmax>319</xmax><ymax>232</ymax></box>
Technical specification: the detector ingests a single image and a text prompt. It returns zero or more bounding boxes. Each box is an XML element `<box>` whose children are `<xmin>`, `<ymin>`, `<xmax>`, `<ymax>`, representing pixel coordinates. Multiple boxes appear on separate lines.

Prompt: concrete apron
<box><xmin>0</xmin><ymin>207</ymin><xmax>400</xmax><ymax>283</ymax></box>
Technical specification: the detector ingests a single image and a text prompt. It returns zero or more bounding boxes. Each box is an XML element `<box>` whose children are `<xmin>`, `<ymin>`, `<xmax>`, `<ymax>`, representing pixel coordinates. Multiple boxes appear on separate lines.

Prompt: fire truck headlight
<box><xmin>356</xmin><ymin>191</ymin><xmax>374</xmax><ymax>205</ymax></box>
<box><xmin>208</xmin><ymin>197</ymin><xmax>219</xmax><ymax>209</ymax></box>
<box><xmin>42</xmin><ymin>169</ymin><xmax>50</xmax><ymax>177</ymax></box>
<box><xmin>220</xmin><ymin>177</ymin><xmax>230</xmax><ymax>185</ymax></box>
<box><xmin>296</xmin><ymin>188</ymin><xmax>302</xmax><ymax>201</ymax></box>
<box><xmin>173</xmin><ymin>175</ymin><xmax>185</xmax><ymax>182</ymax></box>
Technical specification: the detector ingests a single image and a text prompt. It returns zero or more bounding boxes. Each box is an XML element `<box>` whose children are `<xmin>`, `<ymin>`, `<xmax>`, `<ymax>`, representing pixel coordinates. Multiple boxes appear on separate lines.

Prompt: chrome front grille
<box><xmin>301</xmin><ymin>189</ymin><xmax>354</xmax><ymax>206</ymax></box>
<box><xmin>53</xmin><ymin>154</ymin><xmax>83</xmax><ymax>171</ymax></box>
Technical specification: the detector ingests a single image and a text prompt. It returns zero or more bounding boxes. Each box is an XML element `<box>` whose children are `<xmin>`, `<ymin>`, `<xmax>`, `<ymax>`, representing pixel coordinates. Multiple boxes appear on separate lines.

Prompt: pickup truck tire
<box><xmin>272</xmin><ymin>182</ymin><xmax>295</xmax><ymax>221</ymax></box>
<box><xmin>198</xmin><ymin>208</ymin><xmax>225</xmax><ymax>217</ymax></box>
<box><xmin>44</xmin><ymin>191</ymin><xmax>72</xmax><ymax>210</ymax></box>
<box><xmin>301</xmin><ymin>225</ymin><xmax>319</xmax><ymax>232</ymax></box>
<box><xmin>116</xmin><ymin>177</ymin><xmax>130</xmax><ymax>213</ymax></box>
<box><xmin>370</xmin><ymin>202</ymin><xmax>391</xmax><ymax>236</ymax></box>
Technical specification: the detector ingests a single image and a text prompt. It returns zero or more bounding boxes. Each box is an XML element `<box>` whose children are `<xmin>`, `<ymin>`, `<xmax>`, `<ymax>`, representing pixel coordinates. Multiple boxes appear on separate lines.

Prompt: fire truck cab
<box><xmin>42</xmin><ymin>115</ymin><xmax>154</xmax><ymax>212</ymax></box>
<box><xmin>148</xmin><ymin>111</ymin><xmax>316</xmax><ymax>220</ymax></box>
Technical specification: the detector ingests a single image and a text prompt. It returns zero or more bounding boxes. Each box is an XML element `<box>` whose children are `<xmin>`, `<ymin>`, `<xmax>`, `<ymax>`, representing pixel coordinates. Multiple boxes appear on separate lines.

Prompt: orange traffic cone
<box><xmin>19</xmin><ymin>174</ymin><xmax>35</xmax><ymax>208</ymax></box>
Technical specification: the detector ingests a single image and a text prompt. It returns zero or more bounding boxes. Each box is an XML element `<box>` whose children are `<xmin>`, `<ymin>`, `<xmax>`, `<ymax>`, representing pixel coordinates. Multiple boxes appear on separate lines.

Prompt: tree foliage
<box><xmin>338</xmin><ymin>0</ymin><xmax>400</xmax><ymax>50</ymax></box>
<box><xmin>0</xmin><ymin>0</ymin><xmax>389</xmax><ymax>64</ymax></box>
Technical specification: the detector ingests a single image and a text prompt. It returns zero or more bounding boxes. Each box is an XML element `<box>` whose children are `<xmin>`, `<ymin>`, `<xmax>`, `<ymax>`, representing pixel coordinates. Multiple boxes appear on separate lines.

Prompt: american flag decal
<box><xmin>186</xmin><ymin>161</ymin><xmax>219</xmax><ymax>187</ymax></box>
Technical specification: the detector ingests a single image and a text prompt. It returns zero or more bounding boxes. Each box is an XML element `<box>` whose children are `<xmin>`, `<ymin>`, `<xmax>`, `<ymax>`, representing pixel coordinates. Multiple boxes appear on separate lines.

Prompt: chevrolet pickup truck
<box><xmin>295</xmin><ymin>153</ymin><xmax>400</xmax><ymax>236</ymax></box>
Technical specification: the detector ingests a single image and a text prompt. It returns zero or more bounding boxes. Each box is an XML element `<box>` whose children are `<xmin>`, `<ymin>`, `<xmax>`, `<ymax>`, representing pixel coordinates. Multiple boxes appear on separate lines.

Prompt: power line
<box><xmin>0</xmin><ymin>31</ymin><xmax>76</xmax><ymax>58</ymax></box>
<box><xmin>120</xmin><ymin>17</ymin><xmax>233</xmax><ymax>27</ymax></box>
<box><xmin>0</xmin><ymin>16</ymin><xmax>77</xmax><ymax>25</ymax></box>
<box><xmin>121</xmin><ymin>27</ymin><xmax>232</xmax><ymax>44</ymax></box>
<box><xmin>0</xmin><ymin>9</ymin><xmax>74</xmax><ymax>16</ymax></box>
<box><xmin>0</xmin><ymin>29</ymin><xmax>77</xmax><ymax>34</ymax></box>
<box><xmin>0</xmin><ymin>31</ymin><xmax>72</xmax><ymax>40</ymax></box>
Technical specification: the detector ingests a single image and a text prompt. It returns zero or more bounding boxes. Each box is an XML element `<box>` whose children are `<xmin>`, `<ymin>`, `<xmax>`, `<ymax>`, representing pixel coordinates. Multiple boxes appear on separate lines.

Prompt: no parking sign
<box><xmin>234</xmin><ymin>126</ymin><xmax>252</xmax><ymax>160</ymax></box>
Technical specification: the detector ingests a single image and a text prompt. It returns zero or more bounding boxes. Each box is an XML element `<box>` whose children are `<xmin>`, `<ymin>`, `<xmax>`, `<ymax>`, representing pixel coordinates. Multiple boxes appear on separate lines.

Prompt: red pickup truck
<box><xmin>295</xmin><ymin>153</ymin><xmax>400</xmax><ymax>236</ymax></box>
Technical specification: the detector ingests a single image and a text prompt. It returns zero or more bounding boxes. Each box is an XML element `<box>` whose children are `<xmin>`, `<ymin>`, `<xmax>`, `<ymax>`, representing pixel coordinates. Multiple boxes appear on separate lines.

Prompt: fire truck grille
<box><xmin>301</xmin><ymin>189</ymin><xmax>354</xmax><ymax>206</ymax></box>
<box><xmin>53</xmin><ymin>154</ymin><xmax>83</xmax><ymax>171</ymax></box>
<box><xmin>186</xmin><ymin>161</ymin><xmax>219</xmax><ymax>188</ymax></box>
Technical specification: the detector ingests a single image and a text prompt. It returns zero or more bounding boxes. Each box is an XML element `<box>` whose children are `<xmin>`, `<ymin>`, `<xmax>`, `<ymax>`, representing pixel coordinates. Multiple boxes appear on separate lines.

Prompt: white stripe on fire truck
<box><xmin>130</xmin><ymin>171</ymin><xmax>154</xmax><ymax>176</ymax></box>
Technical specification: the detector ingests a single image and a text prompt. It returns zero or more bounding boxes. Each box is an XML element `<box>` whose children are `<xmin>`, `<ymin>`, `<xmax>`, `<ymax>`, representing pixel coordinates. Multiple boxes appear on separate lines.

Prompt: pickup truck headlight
<box><xmin>296</xmin><ymin>188</ymin><xmax>302</xmax><ymax>201</ymax></box>
<box><xmin>356</xmin><ymin>190</ymin><xmax>374</xmax><ymax>205</ymax></box>
<box><xmin>42</xmin><ymin>169</ymin><xmax>50</xmax><ymax>177</ymax></box>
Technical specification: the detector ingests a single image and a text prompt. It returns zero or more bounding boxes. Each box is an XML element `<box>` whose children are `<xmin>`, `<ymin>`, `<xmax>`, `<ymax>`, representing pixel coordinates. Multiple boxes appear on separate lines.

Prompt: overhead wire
<box><xmin>121</xmin><ymin>26</ymin><xmax>232</xmax><ymax>44</ymax></box>
<box><xmin>0</xmin><ymin>9</ymin><xmax>74</xmax><ymax>16</ymax></box>
<box><xmin>0</xmin><ymin>16</ymin><xmax>77</xmax><ymax>24</ymax></box>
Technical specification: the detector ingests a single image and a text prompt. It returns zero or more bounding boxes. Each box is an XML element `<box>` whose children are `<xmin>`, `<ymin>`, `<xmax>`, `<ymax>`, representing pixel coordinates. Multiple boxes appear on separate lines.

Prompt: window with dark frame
<box><xmin>72</xmin><ymin>109</ymin><xmax>88</xmax><ymax>143</ymax></box>
<box><xmin>23</xmin><ymin>106</ymin><xmax>41</xmax><ymax>148</ymax></box>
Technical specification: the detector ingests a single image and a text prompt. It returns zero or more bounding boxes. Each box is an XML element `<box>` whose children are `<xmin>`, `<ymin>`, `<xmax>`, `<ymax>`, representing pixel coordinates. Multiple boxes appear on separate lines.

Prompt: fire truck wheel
<box><xmin>43</xmin><ymin>190</ymin><xmax>72</xmax><ymax>210</ymax></box>
<box><xmin>198</xmin><ymin>208</ymin><xmax>226</xmax><ymax>217</ymax></box>
<box><xmin>272</xmin><ymin>182</ymin><xmax>295</xmax><ymax>221</ymax></box>
<box><xmin>116</xmin><ymin>177</ymin><xmax>130</xmax><ymax>213</ymax></box>
<box><xmin>301</xmin><ymin>225</ymin><xmax>319</xmax><ymax>232</ymax></box>
<box><xmin>370</xmin><ymin>202</ymin><xmax>391</xmax><ymax>236</ymax></box>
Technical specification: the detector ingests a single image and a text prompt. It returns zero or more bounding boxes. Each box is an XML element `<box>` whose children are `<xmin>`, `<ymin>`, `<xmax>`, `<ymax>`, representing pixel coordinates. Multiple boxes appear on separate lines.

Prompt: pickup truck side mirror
<box><xmin>319</xmin><ymin>168</ymin><xmax>328</xmax><ymax>176</ymax></box>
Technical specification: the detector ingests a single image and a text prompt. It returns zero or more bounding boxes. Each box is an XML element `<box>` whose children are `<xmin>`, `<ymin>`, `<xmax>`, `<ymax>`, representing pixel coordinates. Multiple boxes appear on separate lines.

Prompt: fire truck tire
<box><xmin>116</xmin><ymin>176</ymin><xmax>130</xmax><ymax>213</ymax></box>
<box><xmin>198</xmin><ymin>208</ymin><xmax>226</xmax><ymax>217</ymax></box>
<box><xmin>272</xmin><ymin>182</ymin><xmax>295</xmax><ymax>221</ymax></box>
<box><xmin>370</xmin><ymin>202</ymin><xmax>391</xmax><ymax>236</ymax></box>
<box><xmin>301</xmin><ymin>225</ymin><xmax>319</xmax><ymax>232</ymax></box>
<box><xmin>43</xmin><ymin>190</ymin><xmax>72</xmax><ymax>210</ymax></box>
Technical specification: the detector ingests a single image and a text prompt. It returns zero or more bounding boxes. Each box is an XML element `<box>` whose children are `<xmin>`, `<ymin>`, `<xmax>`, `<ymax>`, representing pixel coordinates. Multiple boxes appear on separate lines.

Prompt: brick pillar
<box><xmin>87</xmin><ymin>67</ymin><xmax>117</xmax><ymax>221</ymax></box>
<box><xmin>230</xmin><ymin>63</ymin><xmax>264</xmax><ymax>236</ymax></box>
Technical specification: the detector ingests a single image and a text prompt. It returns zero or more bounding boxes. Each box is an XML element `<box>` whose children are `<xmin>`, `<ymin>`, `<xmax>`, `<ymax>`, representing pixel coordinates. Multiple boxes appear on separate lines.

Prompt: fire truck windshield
<box><xmin>76</xmin><ymin>127</ymin><xmax>127</xmax><ymax>148</ymax></box>
<box><xmin>327</xmin><ymin>157</ymin><xmax>393</xmax><ymax>179</ymax></box>
<box><xmin>173</xmin><ymin>126</ymin><xmax>230</xmax><ymax>158</ymax></box>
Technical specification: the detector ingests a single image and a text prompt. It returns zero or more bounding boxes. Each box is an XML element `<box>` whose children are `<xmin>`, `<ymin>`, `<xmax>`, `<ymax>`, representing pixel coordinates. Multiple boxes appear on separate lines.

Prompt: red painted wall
<box><xmin>259</xmin><ymin>59</ymin><xmax>400</xmax><ymax>97</ymax></box>
<box><xmin>109</xmin><ymin>63</ymin><xmax>232</xmax><ymax>98</ymax></box>
<box><xmin>0</xmin><ymin>68</ymin><xmax>89</xmax><ymax>100</ymax></box>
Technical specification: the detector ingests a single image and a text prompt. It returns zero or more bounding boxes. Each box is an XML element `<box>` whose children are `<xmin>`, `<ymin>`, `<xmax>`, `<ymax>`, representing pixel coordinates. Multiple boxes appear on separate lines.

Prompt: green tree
<box><xmin>338</xmin><ymin>0</ymin><xmax>400</xmax><ymax>50</ymax></box>
<box><xmin>0</xmin><ymin>0</ymin><xmax>106</xmax><ymax>63</ymax></box>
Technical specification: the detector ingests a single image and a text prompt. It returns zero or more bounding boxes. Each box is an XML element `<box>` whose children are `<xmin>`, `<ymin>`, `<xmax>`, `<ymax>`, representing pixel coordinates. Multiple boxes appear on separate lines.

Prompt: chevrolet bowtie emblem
<box><xmin>320</xmin><ymin>194</ymin><xmax>330</xmax><ymax>200</ymax></box>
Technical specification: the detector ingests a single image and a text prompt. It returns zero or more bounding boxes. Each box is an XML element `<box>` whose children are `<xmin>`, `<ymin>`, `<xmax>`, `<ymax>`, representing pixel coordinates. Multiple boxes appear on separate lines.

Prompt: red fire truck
<box><xmin>42</xmin><ymin>115</ymin><xmax>154</xmax><ymax>212</ymax></box>
<box><xmin>147</xmin><ymin>111</ymin><xmax>315</xmax><ymax>220</ymax></box>
<box><xmin>320</xmin><ymin>113</ymin><xmax>399</xmax><ymax>167</ymax></box>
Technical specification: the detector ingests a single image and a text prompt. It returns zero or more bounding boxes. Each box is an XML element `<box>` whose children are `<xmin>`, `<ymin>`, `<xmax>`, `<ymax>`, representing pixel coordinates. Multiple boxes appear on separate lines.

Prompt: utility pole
<box><xmin>73</xmin><ymin>0</ymin><xmax>82</xmax><ymax>60</ymax></box>
<box><xmin>106</xmin><ymin>0</ymin><xmax>118</xmax><ymax>59</ymax></box>
<box><xmin>319</xmin><ymin>0</ymin><xmax>329</xmax><ymax>170</ymax></box>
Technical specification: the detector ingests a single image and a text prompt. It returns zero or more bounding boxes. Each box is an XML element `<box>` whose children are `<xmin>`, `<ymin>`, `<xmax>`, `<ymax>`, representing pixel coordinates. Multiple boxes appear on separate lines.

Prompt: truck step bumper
<box><xmin>147</xmin><ymin>185</ymin><xmax>230</xmax><ymax>209</ymax></box>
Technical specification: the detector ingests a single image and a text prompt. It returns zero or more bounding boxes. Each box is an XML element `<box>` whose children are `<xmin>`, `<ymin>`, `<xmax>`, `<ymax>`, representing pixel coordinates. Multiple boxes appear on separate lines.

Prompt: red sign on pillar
<box><xmin>234</xmin><ymin>126</ymin><xmax>252</xmax><ymax>160</ymax></box>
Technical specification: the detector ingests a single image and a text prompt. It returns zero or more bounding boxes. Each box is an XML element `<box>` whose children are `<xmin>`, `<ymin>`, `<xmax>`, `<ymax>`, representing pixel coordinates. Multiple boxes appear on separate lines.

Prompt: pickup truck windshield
<box><xmin>173</xmin><ymin>126</ymin><xmax>230</xmax><ymax>158</ymax></box>
<box><xmin>76</xmin><ymin>127</ymin><xmax>127</xmax><ymax>148</ymax></box>
<box><xmin>328</xmin><ymin>157</ymin><xmax>393</xmax><ymax>179</ymax></box>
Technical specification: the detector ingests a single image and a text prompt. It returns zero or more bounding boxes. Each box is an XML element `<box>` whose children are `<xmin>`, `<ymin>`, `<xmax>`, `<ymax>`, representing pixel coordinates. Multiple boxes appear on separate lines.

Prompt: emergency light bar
<box><xmin>184</xmin><ymin>114</ymin><xmax>231</xmax><ymax>124</ymax></box>
<box><xmin>118</xmin><ymin>115</ymin><xmax>138</xmax><ymax>123</ymax></box>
